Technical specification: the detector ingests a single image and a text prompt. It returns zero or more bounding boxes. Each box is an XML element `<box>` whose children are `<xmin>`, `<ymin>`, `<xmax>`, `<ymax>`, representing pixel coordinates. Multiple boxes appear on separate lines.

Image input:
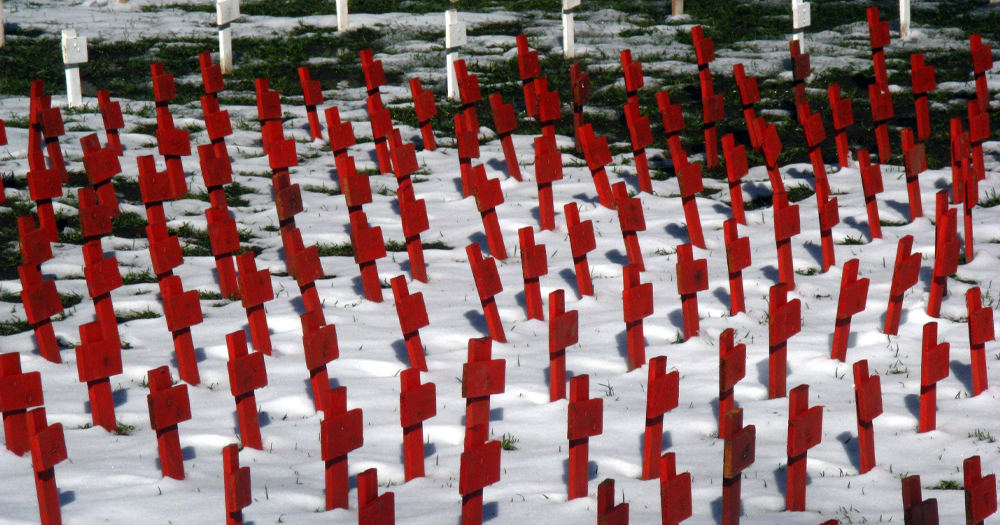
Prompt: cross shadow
<box><xmin>289</xmin><ymin>295</ymin><xmax>308</xmax><ymax>316</ymax></box>
<box><xmin>665</xmin><ymin>222</ymin><xmax>692</xmax><ymax>244</ymax></box>
<box><xmin>667</xmin><ymin>308</ymin><xmax>686</xmax><ymax>331</ymax></box>
<box><xmin>468</xmin><ymin>232</ymin><xmax>489</xmax><ymax>254</ymax></box>
<box><xmin>713</xmin><ymin>286</ymin><xmax>732</xmax><ymax>310</ymax></box>
<box><xmin>842</xmin><ymin>216</ymin><xmax>871</xmax><ymax>238</ymax></box>
<box><xmin>802</xmin><ymin>242</ymin><xmax>824</xmax><ymax>267</ymax></box>
<box><xmin>904</xmin><ymin>393</ymin><xmax>921</xmax><ymax>419</ymax></box>
<box><xmin>827</xmin><ymin>331</ymin><xmax>858</xmax><ymax>349</ymax></box>
<box><xmin>513</xmin><ymin>290</ymin><xmax>528</xmax><ymax>317</ymax></box>
<box><xmin>562</xmin><ymin>458</ymin><xmax>600</xmax><ymax>483</ymax></box>
<box><xmin>459</xmin><ymin>408</ymin><xmax>504</xmax><ymax>426</ymax></box>
<box><xmin>883</xmin><ymin>199</ymin><xmax>911</xmax><ymax>220</ymax></box>
<box><xmin>760</xmin><ymin>265</ymin><xmax>780</xmax><ymax>284</ymax></box>
<box><xmin>155</xmin><ymin>447</ymin><xmax>198</xmax><ymax>471</ymax></box>
<box><xmin>351</xmin><ymin>276</ymin><xmax>366</xmax><ymax>298</ymax></box>
<box><xmin>558</xmin><ymin>268</ymin><xmax>581</xmax><ymax>296</ymax></box>
<box><xmin>635</xmin><ymin>429</ymin><xmax>672</xmax><ymax>454</ymax></box>
<box><xmin>838</xmin><ymin>431</ymin><xmax>861</xmax><ymax>471</ymax></box>
<box><xmin>59</xmin><ymin>489</ymin><xmax>76</xmax><ymax>506</ymax></box>
<box><xmin>605</xmin><ymin>248</ymin><xmax>629</xmax><ymax>266</ymax></box>
<box><xmin>572</xmin><ymin>192</ymin><xmax>601</xmax><ymax>207</ymax></box>
<box><xmin>486</xmin><ymin>158</ymin><xmax>509</xmax><ymax>177</ymax></box>
<box><xmin>398</xmin><ymin>441</ymin><xmax>437</xmax><ymax>464</ymax></box>
<box><xmin>950</xmin><ymin>360</ymin><xmax>974</xmax><ymax>394</ymax></box>
<box><xmin>615</xmin><ymin>330</ymin><xmax>631</xmax><ymax>365</ymax></box>
<box><xmin>453</xmin><ymin>176</ymin><xmax>464</xmax><ymax>195</ymax></box>
<box><xmin>258</xmin><ymin>411</ymin><xmax>271</xmax><ymax>428</ymax></box>
<box><xmin>170</xmin><ymin>347</ymin><xmax>207</xmax><ymax>371</ymax></box>
<box><xmin>464</xmin><ymin>310</ymin><xmax>492</xmax><ymax>338</ymax></box>
<box><xmin>303</xmin><ymin>377</ymin><xmax>339</xmax><ymax>405</ymax></box>
<box><xmin>392</xmin><ymin>339</ymin><xmax>413</xmax><ymax>368</ymax></box>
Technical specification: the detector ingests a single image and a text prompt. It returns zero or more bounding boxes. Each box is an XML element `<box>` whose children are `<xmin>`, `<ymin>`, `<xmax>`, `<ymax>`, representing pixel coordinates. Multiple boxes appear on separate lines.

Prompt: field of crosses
<box><xmin>2</xmin><ymin>0</ymin><xmax>1000</xmax><ymax>524</ymax></box>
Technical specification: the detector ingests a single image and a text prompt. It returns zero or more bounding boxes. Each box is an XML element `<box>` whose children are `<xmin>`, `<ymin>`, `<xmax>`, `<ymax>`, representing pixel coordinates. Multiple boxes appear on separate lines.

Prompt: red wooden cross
<box><xmin>466</xmin><ymin>244</ymin><xmax>506</xmax><ymax>343</ymax></box>
<box><xmin>97</xmin><ymin>90</ymin><xmax>125</xmax><ymax>156</ymax></box>
<box><xmin>568</xmin><ymin>374</ymin><xmax>603</xmax><ymax>500</ymax></box>
<box><xmin>853</xmin><ymin>360</ymin><xmax>882</xmax><ymax>474</ymax></box>
<box><xmin>18</xmin><ymin>215</ymin><xmax>53</xmax><ymax>268</ymax></box>
<box><xmin>722</xmin><ymin>408</ymin><xmax>755</xmax><ymax>525</ymax></box>
<box><xmin>786</xmin><ymin>384</ymin><xmax>822</xmax><ymax>511</ymax></box>
<box><xmin>970</xmin><ymin>35</ymin><xmax>993</xmax><ymax>114</ymax></box>
<box><xmin>624</xmin><ymin>100</ymin><xmax>654</xmax><ymax>193</ymax></box>
<box><xmin>623</xmin><ymin>264</ymin><xmax>653</xmax><ymax>371</ymax></box>
<box><xmin>37</xmin><ymin>98</ymin><xmax>68</xmax><ymax>184</ymax></box>
<box><xmin>656</xmin><ymin>90</ymin><xmax>686</xmax><ymax>163</ymax></box>
<box><xmin>297</xmin><ymin>66</ymin><xmax>324</xmax><ymax>140</ymax></box>
<box><xmin>790</xmin><ymin>40</ymin><xmax>811</xmax><ymax>99</ymax></box>
<box><xmin>565</xmin><ymin>203</ymin><xmax>596</xmax><ymax>297</ymax></box>
<box><xmin>516</xmin><ymin>34</ymin><xmax>541</xmax><ymax>118</ymax></box>
<box><xmin>198</xmin><ymin>51</ymin><xmax>224</xmax><ymax>96</ymax></box>
<box><xmin>254</xmin><ymin>78</ymin><xmax>282</xmax><ymax>152</ymax></box>
<box><xmin>723</xmin><ymin>219</ymin><xmax>750</xmax><ymax>315</ymax></box>
<box><xmin>966</xmin><ymin>288</ymin><xmax>994</xmax><ymax>396</ymax></box>
<box><xmin>827</xmin><ymin>85</ymin><xmax>854</xmax><ymax>168</ymax></box>
<box><xmin>400</xmin><ymin>369</ymin><xmax>436</xmax><ymax>481</ymax></box>
<box><xmin>236</xmin><ymin>252</ymin><xmax>274</xmax><ymax>353</ymax></box>
<box><xmin>571</xmin><ymin>62</ymin><xmax>591</xmax><ymax>151</ymax></box>
<box><xmin>867</xmin><ymin>7</ymin><xmax>891</xmax><ymax>88</ymax></box>
<box><xmin>455</xmin><ymin>112</ymin><xmax>480</xmax><ymax>198</ymax></box>
<box><xmin>27</xmin><ymin>408</ymin><xmax>67</xmax><ymax>525</ymax></box>
<box><xmin>911</xmin><ymin>54</ymin><xmax>936</xmax><ymax>141</ymax></box>
<box><xmin>578</xmin><ymin>123</ymin><xmax>615</xmax><ymax>209</ymax></box>
<box><xmin>884</xmin><ymin>235</ymin><xmax>921</xmax><ymax>335</ymax></box>
<box><xmin>146</xmin><ymin>223</ymin><xmax>183</xmax><ymax>279</ymax></box>
<box><xmin>366</xmin><ymin>95</ymin><xmax>395</xmax><ymax>174</ymax></box>
<box><xmin>613</xmin><ymin>182</ymin><xmax>646</xmax><ymax>271</ymax></box>
<box><xmin>198</xmin><ymin>143</ymin><xmax>234</xmax><ymax>197</ymax></box>
<box><xmin>75</xmin><ymin>320</ymin><xmax>123</xmax><ymax>432</ymax></box>
<box><xmin>391</xmin><ymin>276</ymin><xmax>429</xmax><ymax>372</ymax></box>
<box><xmin>674</xmin><ymin>157</ymin><xmax>706</xmax><ymax>250</ymax></box>
<box><xmin>722</xmin><ymin>135</ymin><xmax>748</xmax><ymax>225</ymax></box>
<box><xmin>202</xmin><ymin>96</ymin><xmax>234</xmax><ymax>144</ymax></box>
<box><xmin>660</xmin><ymin>453</ymin><xmax>692</xmax><ymax>525</ymax></box>
<box><xmin>409</xmin><ymin>78</ymin><xmax>438</xmax><ymax>151</ymax></box>
<box><xmin>18</xmin><ymin>262</ymin><xmax>63</xmax><ymax>364</ymax></box>
<box><xmin>676</xmin><ymin>243</ymin><xmax>708</xmax><ymax>340</ymax></box>
<box><xmin>388</xmin><ymin>129</ymin><xmax>419</xmax><ymax>202</ymax></box>
<box><xmin>322</xmin><ymin>386</ymin><xmax>364</xmax><ymax>510</ymax></box>
<box><xmin>0</xmin><ymin>353</ymin><xmax>44</xmax><ymax>456</ymax></box>
<box><xmin>137</xmin><ymin>156</ymin><xmax>181</xmax><ymax>226</ymax></box>
<box><xmin>772</xmin><ymin>191</ymin><xmax>800</xmax><ymax>290</ymax></box>
<box><xmin>324</xmin><ymin>106</ymin><xmax>357</xmax><ymax>163</ymax></box>
<box><xmin>223</xmin><ymin>444</ymin><xmax>252</xmax><ymax>525</ymax></box>
<box><xmin>360</xmin><ymin>48</ymin><xmax>387</xmax><ymax>96</ymax></box>
<box><xmin>454</xmin><ymin>59</ymin><xmax>482</xmax><ymax>128</ymax></box>
<box><xmin>869</xmin><ymin>82</ymin><xmax>894</xmax><ymax>164</ymax></box>
<box><xmin>902</xmin><ymin>475</ymin><xmax>940</xmax><ymax>525</ymax></box>
<box><xmin>473</xmin><ymin>165</ymin><xmax>507</xmax><ymax>260</ymax></box>
<box><xmin>548</xmin><ymin>289</ymin><xmax>578</xmax><ymax>402</ymax></box>
<box><xmin>642</xmin><ymin>356</ymin><xmax>679</xmax><ymax>480</ymax></box>
<box><xmin>518</xmin><ymin>227</ymin><xmax>547</xmax><ymax>321</ymax></box>
<box><xmin>831</xmin><ymin>259</ymin><xmax>869</xmax><ymax>362</ymax></box>
<box><xmin>535</xmin><ymin>77</ymin><xmax>562</xmax><ymax>141</ymax></box>
<box><xmin>733</xmin><ymin>64</ymin><xmax>761</xmax><ymax>150</ymax></box>
<box><xmin>81</xmin><ymin>133</ymin><xmax>122</xmax><ymax>214</ymax></box>
<box><xmin>146</xmin><ymin>366</ymin><xmax>191</xmax><ymax>480</ymax></box>
<box><xmin>964</xmin><ymin>455</ymin><xmax>998</xmax><ymax>525</ymax></box>
<box><xmin>399</xmin><ymin>192</ymin><xmax>430</xmax><ymax>283</ymax></box>
<box><xmin>226</xmin><ymin>330</ymin><xmax>267</xmax><ymax>449</ymax></box>
<box><xmin>759</xmin><ymin>119</ymin><xmax>783</xmax><ymax>191</ymax></box>
<box><xmin>205</xmin><ymin>204</ymin><xmax>241</xmax><ymax>299</ymax></box>
<box><xmin>691</xmin><ymin>26</ymin><xmax>722</xmax><ymax>167</ymax></box>
<box><xmin>161</xmin><ymin>274</ymin><xmax>203</xmax><ymax>384</ymax></box>
<box><xmin>927</xmin><ymin>211</ymin><xmax>960</xmax><ymax>318</ymax></box>
<box><xmin>718</xmin><ymin>329</ymin><xmax>746</xmax><ymax>437</ymax></box>
<box><xmin>461</xmin><ymin>338</ymin><xmax>504</xmax><ymax>525</ymax></box>
<box><xmin>25</xmin><ymin>153</ymin><xmax>61</xmax><ymax>242</ymax></box>
<box><xmin>856</xmin><ymin>149</ymin><xmax>884</xmax><ymax>239</ymax></box>
<box><xmin>901</xmin><ymin>128</ymin><xmax>926</xmax><ymax>221</ymax></box>
<box><xmin>534</xmin><ymin>135</ymin><xmax>562</xmax><ymax>230</ymax></box>
<box><xmin>489</xmin><ymin>93</ymin><xmax>521</xmax><ymax>181</ymax></box>
<box><xmin>301</xmin><ymin>311</ymin><xmax>338</xmax><ymax>413</ymax></box>
<box><xmin>284</xmin><ymin>229</ymin><xmax>325</xmax><ymax>317</ymax></box>
<box><xmin>620</xmin><ymin>49</ymin><xmax>644</xmax><ymax>104</ymax></box>
<box><xmin>769</xmin><ymin>283</ymin><xmax>801</xmax><ymax>399</ymax></box>
<box><xmin>919</xmin><ymin>322</ymin><xmax>949</xmax><ymax>433</ymax></box>
<box><xmin>351</xmin><ymin>212</ymin><xmax>387</xmax><ymax>303</ymax></box>
<box><xmin>340</xmin><ymin>158</ymin><xmax>372</xmax><ymax>216</ymax></box>
<box><xmin>358</xmin><ymin>468</ymin><xmax>395</xmax><ymax>525</ymax></box>
<box><xmin>597</xmin><ymin>478</ymin><xmax>629</xmax><ymax>525</ymax></box>
<box><xmin>799</xmin><ymin>106</ymin><xmax>829</xmax><ymax>204</ymax></box>
<box><xmin>968</xmin><ymin>101</ymin><xmax>989</xmax><ymax>184</ymax></box>
<box><xmin>79</xmin><ymin>207</ymin><xmax>123</xmax><ymax>351</ymax></box>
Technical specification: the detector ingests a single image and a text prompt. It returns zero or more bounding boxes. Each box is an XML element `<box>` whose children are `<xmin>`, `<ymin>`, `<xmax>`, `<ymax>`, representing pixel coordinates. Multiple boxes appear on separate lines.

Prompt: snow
<box><xmin>1</xmin><ymin>1</ymin><xmax>999</xmax><ymax>525</ymax></box>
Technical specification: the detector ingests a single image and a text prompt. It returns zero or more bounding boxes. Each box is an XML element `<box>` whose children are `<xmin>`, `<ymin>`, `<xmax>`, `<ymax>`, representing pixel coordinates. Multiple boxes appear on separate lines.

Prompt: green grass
<box><xmin>115</xmin><ymin>308</ymin><xmax>161</xmax><ymax>323</ymax></box>
<box><xmin>186</xmin><ymin>182</ymin><xmax>260</xmax><ymax>208</ymax></box>
<box><xmin>927</xmin><ymin>480</ymin><xmax>962</xmax><ymax>490</ymax></box>
<box><xmin>122</xmin><ymin>269</ymin><xmax>158</xmax><ymax>285</ymax></box>
<box><xmin>836</xmin><ymin>235</ymin><xmax>866</xmax><ymax>246</ymax></box>
<box><xmin>0</xmin><ymin>317</ymin><xmax>33</xmax><ymax>336</ymax></box>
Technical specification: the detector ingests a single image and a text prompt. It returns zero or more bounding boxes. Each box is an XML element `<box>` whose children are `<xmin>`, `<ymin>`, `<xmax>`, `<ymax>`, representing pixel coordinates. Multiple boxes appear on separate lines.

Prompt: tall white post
<box><xmin>899</xmin><ymin>0</ymin><xmax>911</xmax><ymax>37</ymax></box>
<box><xmin>791</xmin><ymin>0</ymin><xmax>811</xmax><ymax>53</ymax></box>
<box><xmin>671</xmin><ymin>0</ymin><xmax>683</xmax><ymax>16</ymax></box>
<box><xmin>445</xmin><ymin>9</ymin><xmax>465</xmax><ymax>101</ymax></box>
<box><xmin>562</xmin><ymin>0</ymin><xmax>579</xmax><ymax>58</ymax></box>
<box><xmin>217</xmin><ymin>0</ymin><xmax>240</xmax><ymax>75</ymax></box>
<box><xmin>336</xmin><ymin>0</ymin><xmax>348</xmax><ymax>31</ymax></box>
<box><xmin>1</xmin><ymin>0</ymin><xmax>5</xmax><ymax>48</ymax></box>
<box><xmin>61</xmin><ymin>29</ymin><xmax>88</xmax><ymax>108</ymax></box>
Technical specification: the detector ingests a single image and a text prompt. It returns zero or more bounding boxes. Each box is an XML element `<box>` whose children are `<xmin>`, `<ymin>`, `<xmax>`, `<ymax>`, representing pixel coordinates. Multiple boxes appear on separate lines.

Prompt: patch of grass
<box><xmin>927</xmin><ymin>480</ymin><xmax>962</xmax><ymax>490</ymax></box>
<box><xmin>795</xmin><ymin>268</ymin><xmax>820</xmax><ymax>277</ymax></box>
<box><xmin>115</xmin><ymin>421</ymin><xmax>136</xmax><ymax>436</ymax></box>
<box><xmin>0</xmin><ymin>317</ymin><xmax>33</xmax><ymax>336</ymax></box>
<box><xmin>837</xmin><ymin>235</ymin><xmax>865</xmax><ymax>246</ymax></box>
<box><xmin>317</xmin><ymin>242</ymin><xmax>354</xmax><ymax>257</ymax></box>
<box><xmin>115</xmin><ymin>308</ymin><xmax>161</xmax><ymax>323</ymax></box>
<box><xmin>111</xmin><ymin>212</ymin><xmax>150</xmax><ymax>240</ymax></box>
<box><xmin>969</xmin><ymin>429</ymin><xmax>996</xmax><ymax>443</ymax></box>
<box><xmin>979</xmin><ymin>189</ymin><xmax>1000</xmax><ymax>208</ymax></box>
<box><xmin>786</xmin><ymin>185</ymin><xmax>815</xmax><ymax>203</ymax></box>
<box><xmin>880</xmin><ymin>219</ymin><xmax>909</xmax><ymax>227</ymax></box>
<box><xmin>122</xmin><ymin>269</ymin><xmax>158</xmax><ymax>285</ymax></box>
<box><xmin>302</xmin><ymin>185</ymin><xmax>341</xmax><ymax>196</ymax></box>
<box><xmin>186</xmin><ymin>182</ymin><xmax>259</xmax><ymax>208</ymax></box>
<box><xmin>500</xmin><ymin>433</ymin><xmax>519</xmax><ymax>451</ymax></box>
<box><xmin>198</xmin><ymin>290</ymin><xmax>225</xmax><ymax>300</ymax></box>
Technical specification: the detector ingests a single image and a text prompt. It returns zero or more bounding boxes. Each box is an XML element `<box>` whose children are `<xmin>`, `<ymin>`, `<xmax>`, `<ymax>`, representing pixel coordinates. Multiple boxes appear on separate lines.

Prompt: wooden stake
<box><xmin>217</xmin><ymin>0</ymin><xmax>239</xmax><ymax>75</ymax></box>
<box><xmin>61</xmin><ymin>29</ymin><xmax>87</xmax><ymax>108</ymax></box>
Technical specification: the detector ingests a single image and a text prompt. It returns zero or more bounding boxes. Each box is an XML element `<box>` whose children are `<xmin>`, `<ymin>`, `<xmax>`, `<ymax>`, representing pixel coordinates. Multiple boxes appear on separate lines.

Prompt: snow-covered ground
<box><xmin>1</xmin><ymin>1</ymin><xmax>999</xmax><ymax>524</ymax></box>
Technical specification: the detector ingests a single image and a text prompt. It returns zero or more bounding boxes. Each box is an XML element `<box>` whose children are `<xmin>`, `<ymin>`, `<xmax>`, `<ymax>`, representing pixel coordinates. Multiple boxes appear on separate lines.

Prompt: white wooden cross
<box><xmin>61</xmin><ymin>29</ymin><xmax>88</xmax><ymax>108</ymax></box>
<box><xmin>217</xmin><ymin>0</ymin><xmax>240</xmax><ymax>74</ymax></box>
<box><xmin>445</xmin><ymin>9</ymin><xmax>466</xmax><ymax>100</ymax></box>
<box><xmin>672</xmin><ymin>0</ymin><xmax>683</xmax><ymax>16</ymax></box>
<box><xmin>337</xmin><ymin>0</ymin><xmax>348</xmax><ymax>31</ymax></box>
<box><xmin>562</xmin><ymin>0</ymin><xmax>580</xmax><ymax>58</ymax></box>
<box><xmin>899</xmin><ymin>0</ymin><xmax>911</xmax><ymax>37</ymax></box>
<box><xmin>791</xmin><ymin>0</ymin><xmax>811</xmax><ymax>53</ymax></box>
<box><xmin>1</xmin><ymin>0</ymin><xmax>5</xmax><ymax>48</ymax></box>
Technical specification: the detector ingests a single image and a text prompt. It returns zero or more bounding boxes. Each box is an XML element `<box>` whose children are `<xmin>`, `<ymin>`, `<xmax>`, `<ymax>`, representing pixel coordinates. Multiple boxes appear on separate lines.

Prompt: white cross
<box><xmin>791</xmin><ymin>0</ymin><xmax>811</xmax><ymax>53</ymax></box>
<box><xmin>445</xmin><ymin>9</ymin><xmax>466</xmax><ymax>100</ymax></box>
<box><xmin>217</xmin><ymin>0</ymin><xmax>240</xmax><ymax>74</ymax></box>
<box><xmin>1</xmin><ymin>1</ymin><xmax>5</xmax><ymax>48</ymax></box>
<box><xmin>899</xmin><ymin>0</ymin><xmax>911</xmax><ymax>37</ymax></box>
<box><xmin>672</xmin><ymin>0</ymin><xmax>683</xmax><ymax>16</ymax></box>
<box><xmin>337</xmin><ymin>0</ymin><xmax>348</xmax><ymax>31</ymax></box>
<box><xmin>562</xmin><ymin>0</ymin><xmax>580</xmax><ymax>58</ymax></box>
<box><xmin>61</xmin><ymin>29</ymin><xmax>88</xmax><ymax>107</ymax></box>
